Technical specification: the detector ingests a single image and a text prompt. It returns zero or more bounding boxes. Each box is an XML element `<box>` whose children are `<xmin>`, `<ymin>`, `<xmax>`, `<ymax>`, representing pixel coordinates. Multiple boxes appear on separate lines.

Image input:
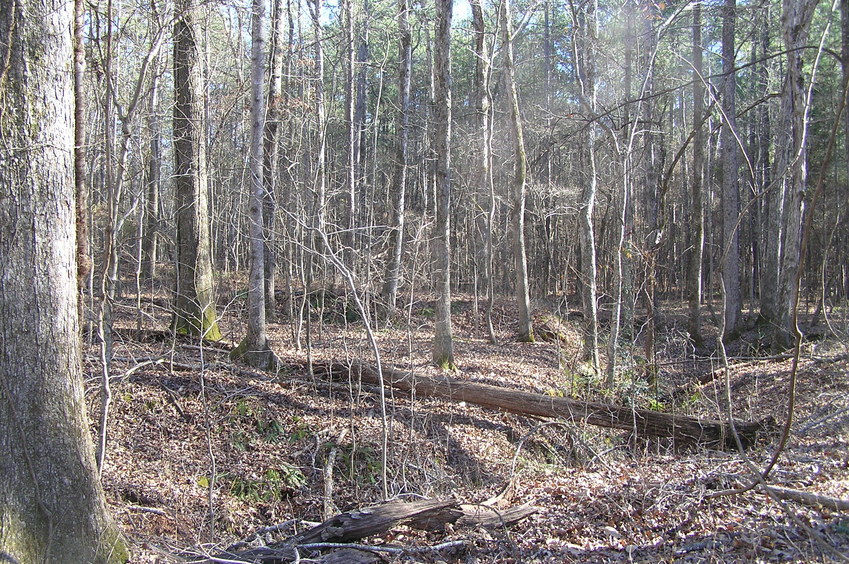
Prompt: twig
<box><xmin>296</xmin><ymin>540</ymin><xmax>466</xmax><ymax>554</ymax></box>
<box><xmin>799</xmin><ymin>405</ymin><xmax>849</xmax><ymax>435</ymax></box>
<box><xmin>226</xmin><ymin>519</ymin><xmax>300</xmax><ymax>552</ymax></box>
<box><xmin>126</xmin><ymin>505</ymin><xmax>168</xmax><ymax>516</ymax></box>
<box><xmin>763</xmin><ymin>485</ymin><xmax>849</xmax><ymax>512</ymax></box>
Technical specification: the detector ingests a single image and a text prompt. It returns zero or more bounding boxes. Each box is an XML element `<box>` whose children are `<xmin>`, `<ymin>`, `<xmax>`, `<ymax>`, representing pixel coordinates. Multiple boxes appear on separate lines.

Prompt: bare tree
<box><xmin>263</xmin><ymin>0</ymin><xmax>287</xmax><ymax>320</ymax></box>
<box><xmin>173</xmin><ymin>0</ymin><xmax>222</xmax><ymax>340</ymax></box>
<box><xmin>687</xmin><ymin>0</ymin><xmax>705</xmax><ymax>347</ymax></box>
<box><xmin>432</xmin><ymin>0</ymin><xmax>455</xmax><ymax>369</ymax></box>
<box><xmin>0</xmin><ymin>0</ymin><xmax>127</xmax><ymax>558</ymax></box>
<box><xmin>761</xmin><ymin>0</ymin><xmax>819</xmax><ymax>349</ymax></box>
<box><xmin>233</xmin><ymin>0</ymin><xmax>279</xmax><ymax>369</ymax></box>
<box><xmin>383</xmin><ymin>0</ymin><xmax>413</xmax><ymax>320</ymax></box>
<box><xmin>142</xmin><ymin>54</ymin><xmax>164</xmax><ymax>281</ymax></box>
<box><xmin>74</xmin><ymin>0</ymin><xmax>91</xmax><ymax>299</ymax></box>
<box><xmin>571</xmin><ymin>0</ymin><xmax>600</xmax><ymax>370</ymax></box>
<box><xmin>501</xmin><ymin>0</ymin><xmax>534</xmax><ymax>342</ymax></box>
<box><xmin>721</xmin><ymin>0</ymin><xmax>742</xmax><ymax>339</ymax></box>
<box><xmin>470</xmin><ymin>0</ymin><xmax>497</xmax><ymax>343</ymax></box>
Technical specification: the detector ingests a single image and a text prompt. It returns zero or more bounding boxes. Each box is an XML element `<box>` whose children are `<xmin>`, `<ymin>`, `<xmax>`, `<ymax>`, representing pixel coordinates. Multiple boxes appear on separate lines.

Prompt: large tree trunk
<box><xmin>501</xmin><ymin>0</ymin><xmax>534</xmax><ymax>343</ymax></box>
<box><xmin>173</xmin><ymin>0</ymin><xmax>222</xmax><ymax>341</ymax></box>
<box><xmin>0</xmin><ymin>0</ymin><xmax>127</xmax><ymax>559</ymax></box>
<box><xmin>432</xmin><ymin>0</ymin><xmax>455</xmax><ymax>369</ymax></box>
<box><xmin>761</xmin><ymin>0</ymin><xmax>819</xmax><ymax>349</ymax></box>
<box><xmin>317</xmin><ymin>362</ymin><xmax>767</xmax><ymax>450</ymax></box>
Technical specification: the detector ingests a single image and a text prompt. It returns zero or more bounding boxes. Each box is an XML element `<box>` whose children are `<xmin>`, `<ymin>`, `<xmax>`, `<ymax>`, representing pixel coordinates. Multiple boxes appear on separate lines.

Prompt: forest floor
<box><xmin>87</xmin><ymin>282</ymin><xmax>849</xmax><ymax>563</ymax></box>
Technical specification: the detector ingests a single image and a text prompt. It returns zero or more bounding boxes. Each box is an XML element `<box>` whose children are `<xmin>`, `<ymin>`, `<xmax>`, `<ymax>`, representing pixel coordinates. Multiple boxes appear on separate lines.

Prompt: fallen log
<box><xmin>291</xmin><ymin>498</ymin><xmax>455</xmax><ymax>544</ymax></box>
<box><xmin>316</xmin><ymin>360</ymin><xmax>770</xmax><ymax>450</ymax></box>
<box><xmin>214</xmin><ymin>498</ymin><xmax>534</xmax><ymax>563</ymax></box>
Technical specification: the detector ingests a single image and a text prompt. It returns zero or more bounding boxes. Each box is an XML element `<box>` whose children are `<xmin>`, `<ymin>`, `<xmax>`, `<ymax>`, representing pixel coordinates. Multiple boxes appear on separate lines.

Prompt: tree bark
<box><xmin>687</xmin><ymin>1</ymin><xmax>705</xmax><ymax>347</ymax></box>
<box><xmin>0</xmin><ymin>0</ymin><xmax>128</xmax><ymax>559</ymax></box>
<box><xmin>501</xmin><ymin>0</ymin><xmax>534</xmax><ymax>343</ymax></box>
<box><xmin>263</xmin><ymin>0</ymin><xmax>287</xmax><ymax>321</ymax></box>
<box><xmin>173</xmin><ymin>0</ymin><xmax>222</xmax><ymax>340</ymax></box>
<box><xmin>761</xmin><ymin>0</ymin><xmax>819</xmax><ymax>349</ymax></box>
<box><xmin>721</xmin><ymin>0</ymin><xmax>741</xmax><ymax>338</ymax></box>
<box><xmin>344</xmin><ymin>0</ymin><xmax>357</xmax><ymax>269</ymax></box>
<box><xmin>317</xmin><ymin>362</ymin><xmax>768</xmax><ymax>450</ymax></box>
<box><xmin>470</xmin><ymin>0</ymin><xmax>497</xmax><ymax>344</ymax></box>
<box><xmin>233</xmin><ymin>0</ymin><xmax>278</xmax><ymax>369</ymax></box>
<box><xmin>142</xmin><ymin>55</ymin><xmax>163</xmax><ymax>281</ymax></box>
<box><xmin>382</xmin><ymin>0</ymin><xmax>413</xmax><ymax>319</ymax></box>
<box><xmin>432</xmin><ymin>0</ymin><xmax>455</xmax><ymax>369</ymax></box>
<box><xmin>74</xmin><ymin>0</ymin><xmax>91</xmax><ymax>295</ymax></box>
<box><xmin>573</xmin><ymin>0</ymin><xmax>600</xmax><ymax>369</ymax></box>
<box><xmin>218</xmin><ymin>499</ymin><xmax>535</xmax><ymax>562</ymax></box>
<box><xmin>607</xmin><ymin>0</ymin><xmax>636</xmax><ymax>385</ymax></box>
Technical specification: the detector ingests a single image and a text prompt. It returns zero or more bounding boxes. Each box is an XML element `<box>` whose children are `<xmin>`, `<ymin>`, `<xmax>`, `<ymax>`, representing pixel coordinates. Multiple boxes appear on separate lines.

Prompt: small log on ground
<box><xmin>315</xmin><ymin>361</ymin><xmax>769</xmax><ymax>449</ymax></box>
<box><xmin>215</xmin><ymin>499</ymin><xmax>535</xmax><ymax>563</ymax></box>
<box><xmin>291</xmin><ymin>498</ymin><xmax>455</xmax><ymax>544</ymax></box>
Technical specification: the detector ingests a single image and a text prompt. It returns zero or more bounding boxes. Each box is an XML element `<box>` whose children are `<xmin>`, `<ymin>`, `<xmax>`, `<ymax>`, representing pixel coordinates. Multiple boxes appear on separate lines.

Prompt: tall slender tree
<box><xmin>233</xmin><ymin>0</ymin><xmax>279</xmax><ymax>369</ymax></box>
<box><xmin>142</xmin><ymin>55</ymin><xmax>164</xmax><ymax>281</ymax></box>
<box><xmin>501</xmin><ymin>0</ymin><xmax>534</xmax><ymax>342</ymax></box>
<box><xmin>74</xmin><ymin>0</ymin><xmax>91</xmax><ymax>298</ymax></box>
<box><xmin>688</xmin><ymin>0</ymin><xmax>706</xmax><ymax>347</ymax></box>
<box><xmin>263</xmin><ymin>0</ymin><xmax>287</xmax><ymax>320</ymax></box>
<box><xmin>572</xmin><ymin>0</ymin><xmax>600</xmax><ymax>370</ymax></box>
<box><xmin>721</xmin><ymin>0</ymin><xmax>742</xmax><ymax>338</ymax></box>
<box><xmin>470</xmin><ymin>0</ymin><xmax>497</xmax><ymax>343</ymax></box>
<box><xmin>761</xmin><ymin>0</ymin><xmax>819</xmax><ymax>349</ymax></box>
<box><xmin>0</xmin><ymin>0</ymin><xmax>128</xmax><ymax>558</ymax></box>
<box><xmin>173</xmin><ymin>0</ymin><xmax>222</xmax><ymax>340</ymax></box>
<box><xmin>383</xmin><ymin>0</ymin><xmax>413</xmax><ymax>318</ymax></box>
<box><xmin>432</xmin><ymin>0</ymin><xmax>455</xmax><ymax>369</ymax></box>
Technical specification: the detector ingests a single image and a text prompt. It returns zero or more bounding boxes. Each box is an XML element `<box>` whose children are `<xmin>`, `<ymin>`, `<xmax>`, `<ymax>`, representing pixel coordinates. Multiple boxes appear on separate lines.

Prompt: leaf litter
<box><xmin>87</xmin><ymin>291</ymin><xmax>849</xmax><ymax>562</ymax></box>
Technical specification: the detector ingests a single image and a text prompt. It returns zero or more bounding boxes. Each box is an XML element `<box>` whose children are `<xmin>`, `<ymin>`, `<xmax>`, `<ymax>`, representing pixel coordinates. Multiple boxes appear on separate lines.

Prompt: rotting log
<box><xmin>292</xmin><ymin>499</ymin><xmax>456</xmax><ymax>544</ymax></box>
<box><xmin>214</xmin><ymin>499</ymin><xmax>535</xmax><ymax>563</ymax></box>
<box><xmin>315</xmin><ymin>361</ymin><xmax>770</xmax><ymax>449</ymax></box>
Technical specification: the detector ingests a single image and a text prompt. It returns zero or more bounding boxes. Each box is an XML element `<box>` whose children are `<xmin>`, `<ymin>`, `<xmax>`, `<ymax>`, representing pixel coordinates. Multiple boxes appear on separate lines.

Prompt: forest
<box><xmin>1</xmin><ymin>0</ymin><xmax>848</xmax><ymax>560</ymax></box>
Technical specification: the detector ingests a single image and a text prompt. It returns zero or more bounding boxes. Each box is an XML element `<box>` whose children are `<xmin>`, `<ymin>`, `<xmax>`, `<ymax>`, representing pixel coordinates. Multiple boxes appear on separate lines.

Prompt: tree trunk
<box><xmin>233</xmin><ymin>0</ymin><xmax>278</xmax><ymax>369</ymax></box>
<box><xmin>74</xmin><ymin>0</ymin><xmax>92</xmax><ymax>297</ymax></box>
<box><xmin>432</xmin><ymin>0</ymin><xmax>455</xmax><ymax>369</ymax></box>
<box><xmin>317</xmin><ymin>362</ymin><xmax>768</xmax><ymax>450</ymax></box>
<box><xmin>844</xmin><ymin>0</ymin><xmax>849</xmax><ymax>196</ymax></box>
<box><xmin>0</xmin><ymin>0</ymin><xmax>128</xmax><ymax>559</ymax></box>
<box><xmin>687</xmin><ymin>1</ymin><xmax>705</xmax><ymax>347</ymax></box>
<box><xmin>501</xmin><ymin>0</ymin><xmax>534</xmax><ymax>343</ymax></box>
<box><xmin>721</xmin><ymin>0</ymin><xmax>741</xmax><ymax>339</ymax></box>
<box><xmin>382</xmin><ymin>0</ymin><xmax>413</xmax><ymax>319</ymax></box>
<box><xmin>761</xmin><ymin>0</ymin><xmax>818</xmax><ymax>349</ymax></box>
<box><xmin>344</xmin><ymin>0</ymin><xmax>357</xmax><ymax>270</ymax></box>
<box><xmin>573</xmin><ymin>0</ymin><xmax>600</xmax><ymax>369</ymax></box>
<box><xmin>142</xmin><ymin>56</ymin><xmax>163</xmax><ymax>281</ymax></box>
<box><xmin>263</xmin><ymin>0</ymin><xmax>286</xmax><ymax>321</ymax></box>
<box><xmin>470</xmin><ymin>0</ymin><xmax>497</xmax><ymax>344</ymax></box>
<box><xmin>173</xmin><ymin>0</ymin><xmax>222</xmax><ymax>341</ymax></box>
